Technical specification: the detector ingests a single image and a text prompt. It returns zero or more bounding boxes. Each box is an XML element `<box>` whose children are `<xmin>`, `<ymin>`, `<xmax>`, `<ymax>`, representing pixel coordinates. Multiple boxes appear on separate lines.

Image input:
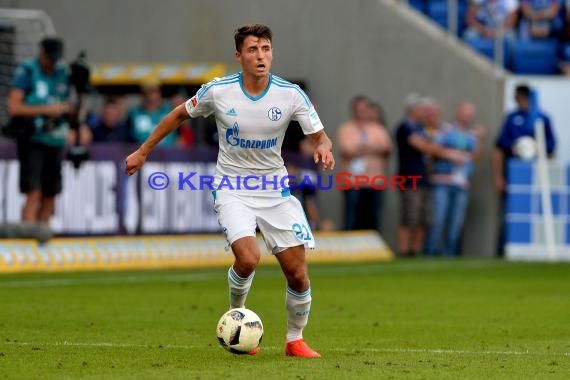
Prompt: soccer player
<box><xmin>125</xmin><ymin>24</ymin><xmax>334</xmax><ymax>358</ymax></box>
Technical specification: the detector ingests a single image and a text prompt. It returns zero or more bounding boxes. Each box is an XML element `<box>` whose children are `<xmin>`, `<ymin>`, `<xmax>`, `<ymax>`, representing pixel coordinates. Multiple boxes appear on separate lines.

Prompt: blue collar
<box><xmin>239</xmin><ymin>72</ymin><xmax>272</xmax><ymax>101</ymax></box>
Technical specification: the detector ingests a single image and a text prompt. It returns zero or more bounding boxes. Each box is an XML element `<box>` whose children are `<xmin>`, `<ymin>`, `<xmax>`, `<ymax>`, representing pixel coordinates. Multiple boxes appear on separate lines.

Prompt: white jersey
<box><xmin>185</xmin><ymin>72</ymin><xmax>324</xmax><ymax>195</ymax></box>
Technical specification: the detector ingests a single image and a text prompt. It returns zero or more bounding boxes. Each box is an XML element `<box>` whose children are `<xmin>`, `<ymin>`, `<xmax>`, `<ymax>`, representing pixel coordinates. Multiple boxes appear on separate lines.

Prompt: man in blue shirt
<box><xmin>424</xmin><ymin>102</ymin><xmax>482</xmax><ymax>257</ymax></box>
<box><xmin>492</xmin><ymin>84</ymin><xmax>556</xmax><ymax>256</ymax></box>
<box><xmin>7</xmin><ymin>37</ymin><xmax>71</xmax><ymax>223</ymax></box>
<box><xmin>493</xmin><ymin>84</ymin><xmax>556</xmax><ymax>193</ymax></box>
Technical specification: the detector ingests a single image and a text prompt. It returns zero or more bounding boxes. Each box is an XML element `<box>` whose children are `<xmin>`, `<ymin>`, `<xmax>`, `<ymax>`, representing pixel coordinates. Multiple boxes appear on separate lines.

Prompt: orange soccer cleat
<box><xmin>285</xmin><ymin>338</ymin><xmax>321</xmax><ymax>358</ymax></box>
<box><xmin>248</xmin><ymin>346</ymin><xmax>260</xmax><ymax>355</ymax></box>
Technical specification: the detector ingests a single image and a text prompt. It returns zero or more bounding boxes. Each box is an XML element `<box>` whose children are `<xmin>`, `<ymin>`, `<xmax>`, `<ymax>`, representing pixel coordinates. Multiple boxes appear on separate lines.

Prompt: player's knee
<box><xmin>287</xmin><ymin>267</ymin><xmax>309</xmax><ymax>291</ymax></box>
<box><xmin>235</xmin><ymin>253</ymin><xmax>260</xmax><ymax>275</ymax></box>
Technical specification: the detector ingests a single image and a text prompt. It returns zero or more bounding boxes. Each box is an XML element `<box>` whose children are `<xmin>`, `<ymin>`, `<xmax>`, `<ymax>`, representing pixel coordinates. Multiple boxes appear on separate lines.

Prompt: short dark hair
<box><xmin>234</xmin><ymin>24</ymin><xmax>273</xmax><ymax>52</ymax></box>
<box><xmin>515</xmin><ymin>84</ymin><xmax>531</xmax><ymax>98</ymax></box>
<box><xmin>40</xmin><ymin>37</ymin><xmax>64</xmax><ymax>62</ymax></box>
<box><xmin>103</xmin><ymin>96</ymin><xmax>120</xmax><ymax>106</ymax></box>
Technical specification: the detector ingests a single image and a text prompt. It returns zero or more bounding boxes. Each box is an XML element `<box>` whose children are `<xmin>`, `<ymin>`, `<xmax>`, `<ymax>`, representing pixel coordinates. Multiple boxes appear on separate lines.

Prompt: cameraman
<box><xmin>7</xmin><ymin>37</ymin><xmax>72</xmax><ymax>223</ymax></box>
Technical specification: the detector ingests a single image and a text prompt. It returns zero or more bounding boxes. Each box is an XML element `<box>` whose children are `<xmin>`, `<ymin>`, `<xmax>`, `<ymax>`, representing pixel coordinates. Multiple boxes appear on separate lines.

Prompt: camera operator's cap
<box><xmin>40</xmin><ymin>37</ymin><xmax>64</xmax><ymax>62</ymax></box>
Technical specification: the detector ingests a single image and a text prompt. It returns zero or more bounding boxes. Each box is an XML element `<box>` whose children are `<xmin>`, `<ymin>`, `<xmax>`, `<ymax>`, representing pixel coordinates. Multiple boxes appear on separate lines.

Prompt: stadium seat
<box><xmin>511</xmin><ymin>39</ymin><xmax>559</xmax><ymax>75</ymax></box>
<box><xmin>424</xmin><ymin>0</ymin><xmax>468</xmax><ymax>36</ymax></box>
<box><xmin>506</xmin><ymin>221</ymin><xmax>532</xmax><ymax>244</ymax></box>
<box><xmin>464</xmin><ymin>37</ymin><xmax>511</xmax><ymax>68</ymax></box>
<box><xmin>506</xmin><ymin>193</ymin><xmax>532</xmax><ymax>214</ymax></box>
<box><xmin>408</xmin><ymin>0</ymin><xmax>426</xmax><ymax>14</ymax></box>
<box><xmin>465</xmin><ymin>38</ymin><xmax>495</xmax><ymax>60</ymax></box>
<box><xmin>426</xmin><ymin>0</ymin><xmax>448</xmax><ymax>29</ymax></box>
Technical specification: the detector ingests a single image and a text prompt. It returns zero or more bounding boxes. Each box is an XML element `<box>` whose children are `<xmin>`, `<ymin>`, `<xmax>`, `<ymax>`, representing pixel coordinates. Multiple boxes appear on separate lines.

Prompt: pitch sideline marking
<box><xmin>1</xmin><ymin>341</ymin><xmax>568</xmax><ymax>357</ymax></box>
<box><xmin>0</xmin><ymin>260</ymin><xmax>502</xmax><ymax>289</ymax></box>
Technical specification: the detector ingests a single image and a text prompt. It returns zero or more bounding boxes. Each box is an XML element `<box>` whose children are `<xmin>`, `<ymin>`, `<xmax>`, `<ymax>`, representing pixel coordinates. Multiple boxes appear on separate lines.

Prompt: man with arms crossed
<box><xmin>125</xmin><ymin>24</ymin><xmax>334</xmax><ymax>358</ymax></box>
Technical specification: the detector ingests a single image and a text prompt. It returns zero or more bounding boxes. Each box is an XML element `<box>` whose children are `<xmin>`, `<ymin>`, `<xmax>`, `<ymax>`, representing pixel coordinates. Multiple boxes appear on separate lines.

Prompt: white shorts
<box><xmin>213</xmin><ymin>190</ymin><xmax>315</xmax><ymax>254</ymax></box>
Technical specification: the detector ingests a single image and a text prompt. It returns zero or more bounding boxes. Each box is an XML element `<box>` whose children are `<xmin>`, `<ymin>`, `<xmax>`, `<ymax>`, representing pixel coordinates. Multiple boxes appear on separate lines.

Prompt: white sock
<box><xmin>227</xmin><ymin>266</ymin><xmax>254</xmax><ymax>309</ymax></box>
<box><xmin>286</xmin><ymin>286</ymin><xmax>312</xmax><ymax>343</ymax></box>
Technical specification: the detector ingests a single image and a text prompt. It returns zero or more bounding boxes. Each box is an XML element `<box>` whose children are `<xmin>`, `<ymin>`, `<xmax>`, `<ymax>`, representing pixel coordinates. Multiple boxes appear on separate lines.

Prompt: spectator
<box><xmin>368</xmin><ymin>101</ymin><xmax>386</xmax><ymax>126</ymax></box>
<box><xmin>7</xmin><ymin>37</ymin><xmax>73</xmax><ymax>223</ymax></box>
<box><xmin>127</xmin><ymin>79</ymin><xmax>177</xmax><ymax>147</ymax></box>
<box><xmin>493</xmin><ymin>85</ymin><xmax>556</xmax><ymax>192</ymax></box>
<box><xmin>422</xmin><ymin>98</ymin><xmax>444</xmax><ymax>174</ymax></box>
<box><xmin>422</xmin><ymin>98</ymin><xmax>442</xmax><ymax>138</ymax></box>
<box><xmin>337</xmin><ymin>96</ymin><xmax>392</xmax><ymax>232</ymax></box>
<box><xmin>492</xmin><ymin>84</ymin><xmax>556</xmax><ymax>255</ymax></box>
<box><xmin>519</xmin><ymin>0</ymin><xmax>562</xmax><ymax>39</ymax></box>
<box><xmin>88</xmin><ymin>96</ymin><xmax>131</xmax><ymax>143</ymax></box>
<box><xmin>424</xmin><ymin>102</ymin><xmax>482</xmax><ymax>257</ymax></box>
<box><xmin>395</xmin><ymin>94</ymin><xmax>470</xmax><ymax>257</ymax></box>
<box><xmin>463</xmin><ymin>0</ymin><xmax>519</xmax><ymax>43</ymax></box>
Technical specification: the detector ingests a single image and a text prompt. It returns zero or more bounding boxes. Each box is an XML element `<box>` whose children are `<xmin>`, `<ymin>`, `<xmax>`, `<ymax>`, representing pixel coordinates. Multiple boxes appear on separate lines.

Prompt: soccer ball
<box><xmin>216</xmin><ymin>308</ymin><xmax>264</xmax><ymax>354</ymax></box>
<box><xmin>513</xmin><ymin>136</ymin><xmax>538</xmax><ymax>160</ymax></box>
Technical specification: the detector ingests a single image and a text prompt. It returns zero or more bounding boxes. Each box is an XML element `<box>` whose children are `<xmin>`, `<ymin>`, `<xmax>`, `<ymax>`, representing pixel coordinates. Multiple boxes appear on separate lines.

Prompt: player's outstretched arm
<box><xmin>125</xmin><ymin>104</ymin><xmax>190</xmax><ymax>176</ymax></box>
<box><xmin>308</xmin><ymin>130</ymin><xmax>335</xmax><ymax>171</ymax></box>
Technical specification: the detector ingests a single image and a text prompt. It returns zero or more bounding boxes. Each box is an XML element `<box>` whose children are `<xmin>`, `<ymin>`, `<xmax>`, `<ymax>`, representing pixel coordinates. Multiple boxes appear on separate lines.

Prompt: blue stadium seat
<box><xmin>465</xmin><ymin>38</ymin><xmax>495</xmax><ymax>60</ymax></box>
<box><xmin>408</xmin><ymin>0</ymin><xmax>426</xmax><ymax>14</ymax></box>
<box><xmin>511</xmin><ymin>39</ymin><xmax>559</xmax><ymax>75</ymax></box>
<box><xmin>426</xmin><ymin>0</ymin><xmax>448</xmax><ymax>29</ymax></box>
<box><xmin>506</xmin><ymin>193</ymin><xmax>532</xmax><ymax>214</ymax></box>
<box><xmin>464</xmin><ymin>37</ymin><xmax>514</xmax><ymax>68</ymax></box>
<box><xmin>506</xmin><ymin>221</ymin><xmax>532</xmax><ymax>244</ymax></box>
<box><xmin>425</xmin><ymin>0</ymin><xmax>468</xmax><ymax>35</ymax></box>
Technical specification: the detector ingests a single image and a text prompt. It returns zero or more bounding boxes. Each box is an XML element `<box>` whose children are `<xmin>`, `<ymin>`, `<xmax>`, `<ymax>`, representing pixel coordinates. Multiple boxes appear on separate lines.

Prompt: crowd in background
<box><xmin>335</xmin><ymin>94</ymin><xmax>485</xmax><ymax>258</ymax></box>
<box><xmin>5</xmin><ymin>38</ymin><xmax>557</xmax><ymax>258</ymax></box>
<box><xmin>410</xmin><ymin>0</ymin><xmax>570</xmax><ymax>74</ymax></box>
<box><xmin>77</xmin><ymin>80</ymin><xmax>197</xmax><ymax>148</ymax></box>
<box><xmin>335</xmin><ymin>84</ymin><xmax>555</xmax><ymax>258</ymax></box>
<box><xmin>462</xmin><ymin>0</ymin><xmax>568</xmax><ymax>43</ymax></box>
<box><xmin>65</xmin><ymin>83</ymin><xmax>559</xmax><ymax>258</ymax></box>
<box><xmin>464</xmin><ymin>0</ymin><xmax>570</xmax><ymax>73</ymax></box>
<box><xmin>57</xmin><ymin>85</ymin><xmax>485</xmax><ymax>258</ymax></box>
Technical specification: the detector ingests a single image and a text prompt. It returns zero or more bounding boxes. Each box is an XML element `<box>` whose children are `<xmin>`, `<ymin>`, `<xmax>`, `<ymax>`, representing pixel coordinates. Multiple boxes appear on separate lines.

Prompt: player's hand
<box><xmin>125</xmin><ymin>149</ymin><xmax>147</xmax><ymax>176</ymax></box>
<box><xmin>45</xmin><ymin>102</ymin><xmax>71</xmax><ymax>118</ymax></box>
<box><xmin>314</xmin><ymin>147</ymin><xmax>335</xmax><ymax>171</ymax></box>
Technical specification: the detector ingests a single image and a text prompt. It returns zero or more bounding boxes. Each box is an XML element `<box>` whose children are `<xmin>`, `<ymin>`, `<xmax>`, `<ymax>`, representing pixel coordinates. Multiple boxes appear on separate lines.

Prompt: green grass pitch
<box><xmin>0</xmin><ymin>259</ymin><xmax>568</xmax><ymax>379</ymax></box>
